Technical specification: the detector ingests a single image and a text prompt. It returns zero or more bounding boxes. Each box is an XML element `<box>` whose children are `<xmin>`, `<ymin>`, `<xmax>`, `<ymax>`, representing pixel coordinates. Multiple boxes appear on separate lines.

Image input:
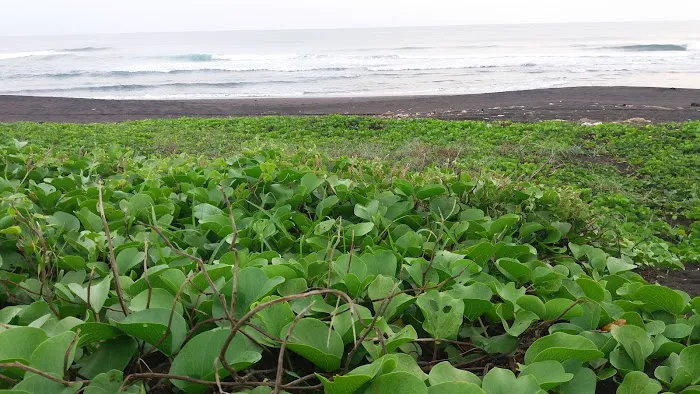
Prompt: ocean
<box><xmin>1</xmin><ymin>21</ymin><xmax>698</xmax><ymax>99</ymax></box>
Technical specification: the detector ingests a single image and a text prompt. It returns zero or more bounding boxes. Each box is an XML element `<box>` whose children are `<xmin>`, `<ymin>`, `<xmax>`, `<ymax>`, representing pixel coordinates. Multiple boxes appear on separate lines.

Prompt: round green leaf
<box><xmin>0</xmin><ymin>327</ymin><xmax>48</xmax><ymax>378</ymax></box>
<box><xmin>115</xmin><ymin>308</ymin><xmax>187</xmax><ymax>356</ymax></box>
<box><xmin>481</xmin><ymin>368</ymin><xmax>541</xmax><ymax>394</ymax></box>
<box><xmin>282</xmin><ymin>318</ymin><xmax>344</xmax><ymax>372</ymax></box>
<box><xmin>361</xmin><ymin>372</ymin><xmax>427</xmax><ymax>394</ymax></box>
<box><xmin>428</xmin><ymin>382</ymin><xmax>485</xmax><ymax>394</ymax></box>
<box><xmin>115</xmin><ymin>248</ymin><xmax>146</xmax><ymax>275</ymax></box>
<box><xmin>634</xmin><ymin>285</ymin><xmax>685</xmax><ymax>315</ymax></box>
<box><xmin>170</xmin><ymin>329</ymin><xmax>262</xmax><ymax>394</ymax></box>
<box><xmin>130</xmin><ymin>288</ymin><xmax>183</xmax><ymax>316</ymax></box>
<box><xmin>416</xmin><ymin>290</ymin><xmax>464</xmax><ymax>340</ymax></box>
<box><xmin>520</xmin><ymin>360</ymin><xmax>574</xmax><ymax>390</ymax></box>
<box><xmin>77</xmin><ymin>337</ymin><xmax>138</xmax><ymax>379</ymax></box>
<box><xmin>616</xmin><ymin>371</ymin><xmax>662</xmax><ymax>394</ymax></box>
<box><xmin>428</xmin><ymin>361</ymin><xmax>481</xmax><ymax>386</ymax></box>
<box><xmin>525</xmin><ymin>333</ymin><xmax>604</xmax><ymax>364</ymax></box>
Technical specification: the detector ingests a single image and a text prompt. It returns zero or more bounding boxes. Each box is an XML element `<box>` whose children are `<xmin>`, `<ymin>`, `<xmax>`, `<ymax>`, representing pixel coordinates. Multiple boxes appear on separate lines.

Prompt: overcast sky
<box><xmin>2</xmin><ymin>0</ymin><xmax>699</xmax><ymax>36</ymax></box>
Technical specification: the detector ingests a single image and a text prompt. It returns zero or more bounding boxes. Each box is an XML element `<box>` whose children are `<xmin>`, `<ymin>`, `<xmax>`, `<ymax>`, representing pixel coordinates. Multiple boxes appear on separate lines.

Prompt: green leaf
<box><xmin>282</xmin><ymin>318</ymin><xmax>344</xmax><ymax>372</ymax></box>
<box><xmin>520</xmin><ymin>360</ymin><xmax>574</xmax><ymax>390</ymax></box>
<box><xmin>77</xmin><ymin>336</ymin><xmax>138</xmax><ymax>379</ymax></box>
<box><xmin>169</xmin><ymin>329</ymin><xmax>262</xmax><ymax>394</ymax></box>
<box><xmin>378</xmin><ymin>353</ymin><xmax>427</xmax><ymax>380</ymax></box>
<box><xmin>448</xmin><ymin>283</ymin><xmax>493</xmax><ymax>321</ymax></box>
<box><xmin>428</xmin><ymin>382</ymin><xmax>485</xmax><ymax>394</ymax></box>
<box><xmin>616</xmin><ymin>371</ymin><xmax>662</xmax><ymax>394</ymax></box>
<box><xmin>67</xmin><ymin>275</ymin><xmax>112</xmax><ymax>313</ymax></box>
<box><xmin>429</xmin><ymin>196</ymin><xmax>460</xmax><ymax>219</ymax></box>
<box><xmin>72</xmin><ymin>322</ymin><xmax>123</xmax><ymax>346</ymax></box>
<box><xmin>318</xmin><ymin>358</ymin><xmax>385</xmax><ymax>394</ymax></box>
<box><xmin>130</xmin><ymin>288</ymin><xmax>183</xmax><ymax>315</ymax></box>
<box><xmin>362</xmin><ymin>250</ymin><xmax>398</xmax><ymax>278</ymax></box>
<box><xmin>315</xmin><ymin>219</ymin><xmax>336</xmax><ymax>235</ymax></box>
<box><xmin>558</xmin><ymin>365</ymin><xmax>597</xmax><ymax>394</ymax></box>
<box><xmin>300</xmin><ymin>173</ymin><xmax>324</xmax><ymax>194</ymax></box>
<box><xmin>0</xmin><ymin>226</ymin><xmax>22</xmax><ymax>236</ymax></box>
<box><xmin>415</xmin><ymin>185</ymin><xmax>446</xmax><ymax>200</ymax></box>
<box><xmin>516</xmin><ymin>295</ymin><xmax>547</xmax><ymax>319</ymax></box>
<box><xmin>496</xmin><ymin>258</ymin><xmax>531</xmax><ymax>283</ymax></box>
<box><xmin>355</xmin><ymin>200</ymin><xmax>379</xmax><ymax>221</ymax></box>
<box><xmin>416</xmin><ymin>290</ymin><xmax>464</xmax><ymax>340</ymax></box>
<box><xmin>664</xmin><ymin>323</ymin><xmax>693</xmax><ymax>339</ymax></box>
<box><xmin>0</xmin><ymin>327</ymin><xmax>48</xmax><ymax>378</ymax></box>
<box><xmin>84</xmin><ymin>370</ymin><xmax>141</xmax><ymax>394</ymax></box>
<box><xmin>488</xmin><ymin>214</ymin><xmax>520</xmax><ymax>237</ymax></box>
<box><xmin>610</xmin><ymin>325</ymin><xmax>655</xmax><ymax>371</ymax></box>
<box><xmin>57</xmin><ymin>255</ymin><xmax>87</xmax><ymax>271</ymax></box>
<box><xmin>317</xmin><ymin>196</ymin><xmax>339</xmax><ymax>219</ymax></box>
<box><xmin>520</xmin><ymin>222</ymin><xmax>545</xmax><ymax>239</ymax></box>
<box><xmin>0</xmin><ymin>307</ymin><xmax>23</xmax><ymax>325</ymax></box>
<box><xmin>115</xmin><ymin>308</ymin><xmax>187</xmax><ymax>356</ymax></box>
<box><xmin>47</xmin><ymin>212</ymin><xmax>81</xmax><ymax>233</ymax></box>
<box><xmin>361</xmin><ymin>371</ymin><xmax>427</xmax><ymax>394</ymax></box>
<box><xmin>544</xmin><ymin>299</ymin><xmax>584</xmax><ymax>321</ymax></box>
<box><xmin>26</xmin><ymin>331</ymin><xmax>79</xmax><ymax>379</ymax></box>
<box><xmin>634</xmin><ymin>285</ymin><xmax>686</xmax><ymax>315</ymax></box>
<box><xmin>680</xmin><ymin>344</ymin><xmax>700</xmax><ymax>385</ymax></box>
<box><xmin>368</xmin><ymin>275</ymin><xmax>415</xmax><ymax>321</ymax></box>
<box><xmin>256</xmin><ymin>297</ymin><xmax>295</xmax><ymax>338</ymax></box>
<box><xmin>576</xmin><ymin>277</ymin><xmax>605</xmax><ymax>302</ymax></box>
<box><xmin>225</xmin><ymin>267</ymin><xmax>285</xmax><ymax>318</ymax></box>
<box><xmin>348</xmin><ymin>222</ymin><xmax>374</xmax><ymax>237</ymax></box>
<box><xmin>502</xmin><ymin>309</ymin><xmax>539</xmax><ymax>337</ymax></box>
<box><xmin>13</xmin><ymin>375</ymin><xmax>82</xmax><ymax>394</ymax></box>
<box><xmin>524</xmin><ymin>333</ymin><xmax>604</xmax><ymax>364</ymax></box>
<box><xmin>481</xmin><ymin>368</ymin><xmax>541</xmax><ymax>394</ymax></box>
<box><xmin>363</xmin><ymin>324</ymin><xmax>417</xmax><ymax>360</ymax></box>
<box><xmin>428</xmin><ymin>361</ymin><xmax>481</xmax><ymax>386</ymax></box>
<box><xmin>116</xmin><ymin>248</ymin><xmax>146</xmax><ymax>275</ymax></box>
<box><xmin>607</xmin><ymin>256</ymin><xmax>637</xmax><ymax>275</ymax></box>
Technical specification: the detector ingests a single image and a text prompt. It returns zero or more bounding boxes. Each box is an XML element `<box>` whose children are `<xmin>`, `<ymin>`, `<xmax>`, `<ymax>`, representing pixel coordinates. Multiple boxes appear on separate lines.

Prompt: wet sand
<box><xmin>1</xmin><ymin>86</ymin><xmax>699</xmax><ymax>123</ymax></box>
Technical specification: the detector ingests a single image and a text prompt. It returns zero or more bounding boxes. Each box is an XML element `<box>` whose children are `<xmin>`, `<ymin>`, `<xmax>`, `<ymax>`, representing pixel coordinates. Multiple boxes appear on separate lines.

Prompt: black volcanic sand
<box><xmin>1</xmin><ymin>86</ymin><xmax>699</xmax><ymax>123</ymax></box>
<box><xmin>639</xmin><ymin>265</ymin><xmax>700</xmax><ymax>297</ymax></box>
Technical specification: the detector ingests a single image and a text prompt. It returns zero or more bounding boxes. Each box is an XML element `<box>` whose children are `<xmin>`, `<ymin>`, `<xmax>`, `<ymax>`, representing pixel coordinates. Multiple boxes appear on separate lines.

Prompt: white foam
<box><xmin>0</xmin><ymin>50</ymin><xmax>68</xmax><ymax>60</ymax></box>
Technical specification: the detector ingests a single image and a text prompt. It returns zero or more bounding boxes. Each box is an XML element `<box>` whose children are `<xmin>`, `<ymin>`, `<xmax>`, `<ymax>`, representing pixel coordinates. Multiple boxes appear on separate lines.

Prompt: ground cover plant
<box><xmin>0</xmin><ymin>118</ymin><xmax>698</xmax><ymax>393</ymax></box>
<box><xmin>2</xmin><ymin>117</ymin><xmax>698</xmax><ymax>267</ymax></box>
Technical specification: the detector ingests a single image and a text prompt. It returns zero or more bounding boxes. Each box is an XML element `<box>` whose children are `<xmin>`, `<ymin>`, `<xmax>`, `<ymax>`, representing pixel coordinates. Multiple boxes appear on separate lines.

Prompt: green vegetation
<box><xmin>2</xmin><ymin>117</ymin><xmax>698</xmax><ymax>264</ymax></box>
<box><xmin>0</xmin><ymin>117</ymin><xmax>698</xmax><ymax>393</ymax></box>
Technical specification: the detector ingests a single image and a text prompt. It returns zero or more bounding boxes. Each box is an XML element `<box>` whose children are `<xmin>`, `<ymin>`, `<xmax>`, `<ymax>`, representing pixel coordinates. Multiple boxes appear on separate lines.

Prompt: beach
<box><xmin>1</xmin><ymin>86</ymin><xmax>699</xmax><ymax>123</ymax></box>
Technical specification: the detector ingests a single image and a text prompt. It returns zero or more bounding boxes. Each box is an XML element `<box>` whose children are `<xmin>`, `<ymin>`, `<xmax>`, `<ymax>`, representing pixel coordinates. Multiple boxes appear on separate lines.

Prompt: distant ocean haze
<box><xmin>1</xmin><ymin>21</ymin><xmax>698</xmax><ymax>99</ymax></box>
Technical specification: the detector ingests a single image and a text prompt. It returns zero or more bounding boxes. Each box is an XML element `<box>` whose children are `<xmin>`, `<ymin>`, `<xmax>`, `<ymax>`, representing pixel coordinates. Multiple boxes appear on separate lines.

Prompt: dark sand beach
<box><xmin>1</xmin><ymin>86</ymin><xmax>699</xmax><ymax>123</ymax></box>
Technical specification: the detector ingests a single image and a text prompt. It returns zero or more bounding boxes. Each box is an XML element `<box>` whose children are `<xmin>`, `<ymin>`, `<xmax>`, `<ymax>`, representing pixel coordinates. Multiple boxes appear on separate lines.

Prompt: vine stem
<box><xmin>344</xmin><ymin>282</ymin><xmax>399</xmax><ymax>373</ymax></box>
<box><xmin>0</xmin><ymin>362</ymin><xmax>88</xmax><ymax>387</ymax></box>
<box><xmin>273</xmin><ymin>302</ymin><xmax>314</xmax><ymax>394</ymax></box>
<box><xmin>97</xmin><ymin>180</ymin><xmax>129</xmax><ymax>316</ymax></box>
<box><xmin>143</xmin><ymin>239</ymin><xmax>152</xmax><ymax>309</ymax></box>
<box><xmin>218</xmin><ymin>289</ymin><xmax>357</xmax><ymax>376</ymax></box>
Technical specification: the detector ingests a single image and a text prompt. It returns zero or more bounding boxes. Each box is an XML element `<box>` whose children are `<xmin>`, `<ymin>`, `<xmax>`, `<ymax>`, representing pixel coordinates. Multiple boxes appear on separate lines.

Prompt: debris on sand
<box><xmin>379</xmin><ymin>111</ymin><xmax>411</xmax><ymax>119</ymax></box>
<box><xmin>579</xmin><ymin>118</ymin><xmax>602</xmax><ymax>126</ymax></box>
<box><xmin>622</xmin><ymin>117</ymin><xmax>651</xmax><ymax>124</ymax></box>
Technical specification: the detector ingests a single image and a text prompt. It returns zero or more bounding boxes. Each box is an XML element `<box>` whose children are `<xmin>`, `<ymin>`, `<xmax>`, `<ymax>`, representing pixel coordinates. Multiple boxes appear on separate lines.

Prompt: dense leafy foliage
<box><xmin>2</xmin><ymin>117</ymin><xmax>698</xmax><ymax>264</ymax></box>
<box><xmin>0</xmin><ymin>118</ymin><xmax>698</xmax><ymax>394</ymax></box>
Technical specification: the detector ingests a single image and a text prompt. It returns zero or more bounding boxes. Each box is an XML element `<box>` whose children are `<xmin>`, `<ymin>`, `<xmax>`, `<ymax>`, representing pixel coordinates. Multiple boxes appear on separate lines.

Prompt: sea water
<box><xmin>0</xmin><ymin>21</ymin><xmax>698</xmax><ymax>99</ymax></box>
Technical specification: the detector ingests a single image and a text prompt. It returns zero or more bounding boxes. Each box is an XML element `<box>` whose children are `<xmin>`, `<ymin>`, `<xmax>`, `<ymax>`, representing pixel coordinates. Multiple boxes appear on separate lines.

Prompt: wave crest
<box><xmin>169</xmin><ymin>54</ymin><xmax>215</xmax><ymax>62</ymax></box>
<box><xmin>607</xmin><ymin>44</ymin><xmax>687</xmax><ymax>52</ymax></box>
<box><xmin>62</xmin><ymin>46</ymin><xmax>112</xmax><ymax>52</ymax></box>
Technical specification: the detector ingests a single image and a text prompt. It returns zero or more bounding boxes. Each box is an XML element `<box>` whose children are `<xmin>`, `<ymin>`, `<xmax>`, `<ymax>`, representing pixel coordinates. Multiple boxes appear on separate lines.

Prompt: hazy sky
<box><xmin>2</xmin><ymin>0</ymin><xmax>699</xmax><ymax>36</ymax></box>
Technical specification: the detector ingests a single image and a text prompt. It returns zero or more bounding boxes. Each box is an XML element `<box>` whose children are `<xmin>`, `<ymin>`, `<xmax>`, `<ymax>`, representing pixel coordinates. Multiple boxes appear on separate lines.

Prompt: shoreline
<box><xmin>1</xmin><ymin>86</ymin><xmax>699</xmax><ymax>123</ymax></box>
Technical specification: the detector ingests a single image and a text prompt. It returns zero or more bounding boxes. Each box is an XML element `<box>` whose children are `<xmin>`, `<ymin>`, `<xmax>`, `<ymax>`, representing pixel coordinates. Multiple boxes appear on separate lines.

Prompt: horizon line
<box><xmin>2</xmin><ymin>19</ymin><xmax>698</xmax><ymax>39</ymax></box>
